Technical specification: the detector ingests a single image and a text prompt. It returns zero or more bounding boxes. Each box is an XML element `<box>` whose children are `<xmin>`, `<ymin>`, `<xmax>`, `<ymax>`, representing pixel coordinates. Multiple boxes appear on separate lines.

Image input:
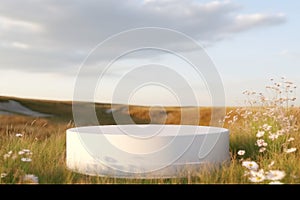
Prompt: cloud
<box><xmin>0</xmin><ymin>15</ymin><xmax>42</xmax><ymax>33</ymax></box>
<box><xmin>232</xmin><ymin>13</ymin><xmax>286</xmax><ymax>32</ymax></box>
<box><xmin>0</xmin><ymin>0</ymin><xmax>286</xmax><ymax>74</ymax></box>
<box><xmin>278</xmin><ymin>49</ymin><xmax>300</xmax><ymax>60</ymax></box>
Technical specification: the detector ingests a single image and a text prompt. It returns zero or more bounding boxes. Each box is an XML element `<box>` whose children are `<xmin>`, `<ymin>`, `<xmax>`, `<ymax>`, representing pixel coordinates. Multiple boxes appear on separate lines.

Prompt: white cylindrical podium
<box><xmin>66</xmin><ymin>125</ymin><xmax>229</xmax><ymax>178</ymax></box>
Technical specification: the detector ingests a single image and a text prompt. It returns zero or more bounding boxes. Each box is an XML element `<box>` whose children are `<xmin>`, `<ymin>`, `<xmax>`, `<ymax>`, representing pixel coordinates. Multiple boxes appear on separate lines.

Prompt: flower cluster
<box><xmin>18</xmin><ymin>149</ymin><xmax>33</xmax><ymax>162</ymax></box>
<box><xmin>1</xmin><ymin>132</ymin><xmax>38</xmax><ymax>184</ymax></box>
<box><xmin>22</xmin><ymin>174</ymin><xmax>39</xmax><ymax>184</ymax></box>
<box><xmin>241</xmin><ymin>158</ymin><xmax>285</xmax><ymax>184</ymax></box>
<box><xmin>226</xmin><ymin>77</ymin><xmax>298</xmax><ymax>184</ymax></box>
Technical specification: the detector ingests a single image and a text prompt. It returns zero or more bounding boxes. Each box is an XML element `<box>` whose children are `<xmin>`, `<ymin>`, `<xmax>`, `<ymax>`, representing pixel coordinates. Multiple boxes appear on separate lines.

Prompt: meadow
<box><xmin>0</xmin><ymin>78</ymin><xmax>299</xmax><ymax>184</ymax></box>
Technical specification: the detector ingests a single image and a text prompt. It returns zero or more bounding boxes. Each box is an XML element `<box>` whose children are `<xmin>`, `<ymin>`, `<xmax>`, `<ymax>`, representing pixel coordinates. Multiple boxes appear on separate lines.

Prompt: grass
<box><xmin>0</xmin><ymin>77</ymin><xmax>299</xmax><ymax>184</ymax></box>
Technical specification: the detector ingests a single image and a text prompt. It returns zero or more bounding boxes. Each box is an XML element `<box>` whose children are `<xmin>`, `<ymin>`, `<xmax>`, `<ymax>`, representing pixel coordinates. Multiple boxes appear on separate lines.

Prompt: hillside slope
<box><xmin>0</xmin><ymin>96</ymin><xmax>219</xmax><ymax>126</ymax></box>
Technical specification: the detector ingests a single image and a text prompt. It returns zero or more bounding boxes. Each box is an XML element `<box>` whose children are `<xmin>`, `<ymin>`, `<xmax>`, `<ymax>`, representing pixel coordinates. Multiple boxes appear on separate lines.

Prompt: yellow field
<box><xmin>0</xmin><ymin>96</ymin><xmax>299</xmax><ymax>184</ymax></box>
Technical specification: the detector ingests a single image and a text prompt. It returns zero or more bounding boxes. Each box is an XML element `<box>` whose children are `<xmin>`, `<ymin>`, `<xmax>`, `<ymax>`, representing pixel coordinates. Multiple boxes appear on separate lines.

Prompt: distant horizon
<box><xmin>1</xmin><ymin>93</ymin><xmax>299</xmax><ymax>108</ymax></box>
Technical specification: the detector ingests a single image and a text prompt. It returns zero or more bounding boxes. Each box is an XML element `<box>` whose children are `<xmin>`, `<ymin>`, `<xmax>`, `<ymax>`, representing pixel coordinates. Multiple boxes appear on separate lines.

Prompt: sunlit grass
<box><xmin>0</xmin><ymin>77</ymin><xmax>299</xmax><ymax>184</ymax></box>
<box><xmin>0</xmin><ymin>111</ymin><xmax>299</xmax><ymax>184</ymax></box>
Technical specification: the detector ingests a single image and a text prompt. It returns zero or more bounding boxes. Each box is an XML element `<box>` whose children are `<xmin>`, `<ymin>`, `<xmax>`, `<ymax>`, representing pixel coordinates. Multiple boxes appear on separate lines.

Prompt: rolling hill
<box><xmin>0</xmin><ymin>96</ymin><xmax>222</xmax><ymax>126</ymax></box>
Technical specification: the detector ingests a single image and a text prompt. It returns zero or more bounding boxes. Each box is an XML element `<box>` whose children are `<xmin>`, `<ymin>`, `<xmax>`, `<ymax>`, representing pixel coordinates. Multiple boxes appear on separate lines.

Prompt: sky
<box><xmin>0</xmin><ymin>0</ymin><xmax>299</xmax><ymax>106</ymax></box>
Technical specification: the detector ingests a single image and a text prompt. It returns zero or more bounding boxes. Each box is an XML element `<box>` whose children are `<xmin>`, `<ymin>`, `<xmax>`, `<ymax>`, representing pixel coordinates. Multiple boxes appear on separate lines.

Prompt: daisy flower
<box><xmin>262</xmin><ymin>124</ymin><xmax>272</xmax><ymax>131</ymax></box>
<box><xmin>256</xmin><ymin>139</ymin><xmax>268</xmax><ymax>147</ymax></box>
<box><xmin>248</xmin><ymin>170</ymin><xmax>265</xmax><ymax>183</ymax></box>
<box><xmin>256</xmin><ymin>131</ymin><xmax>265</xmax><ymax>138</ymax></box>
<box><xmin>1</xmin><ymin>173</ymin><xmax>7</xmax><ymax>179</ymax></box>
<box><xmin>268</xmin><ymin>133</ymin><xmax>279</xmax><ymax>141</ymax></box>
<box><xmin>15</xmin><ymin>133</ymin><xmax>23</xmax><ymax>137</ymax></box>
<box><xmin>266</xmin><ymin>170</ymin><xmax>286</xmax><ymax>181</ymax></box>
<box><xmin>21</xmin><ymin>158</ymin><xmax>32</xmax><ymax>162</ymax></box>
<box><xmin>284</xmin><ymin>148</ymin><xmax>297</xmax><ymax>154</ymax></box>
<box><xmin>259</xmin><ymin>147</ymin><xmax>267</xmax><ymax>153</ymax></box>
<box><xmin>242</xmin><ymin>161</ymin><xmax>259</xmax><ymax>171</ymax></box>
<box><xmin>18</xmin><ymin>149</ymin><xmax>32</xmax><ymax>155</ymax></box>
<box><xmin>237</xmin><ymin>150</ymin><xmax>246</xmax><ymax>156</ymax></box>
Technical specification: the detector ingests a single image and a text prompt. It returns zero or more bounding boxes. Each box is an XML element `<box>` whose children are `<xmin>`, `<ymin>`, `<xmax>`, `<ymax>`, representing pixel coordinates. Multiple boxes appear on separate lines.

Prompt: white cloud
<box><xmin>0</xmin><ymin>0</ymin><xmax>286</xmax><ymax>74</ymax></box>
<box><xmin>232</xmin><ymin>13</ymin><xmax>286</xmax><ymax>32</ymax></box>
<box><xmin>0</xmin><ymin>15</ymin><xmax>42</xmax><ymax>32</ymax></box>
<box><xmin>11</xmin><ymin>42</ymin><xmax>30</xmax><ymax>49</ymax></box>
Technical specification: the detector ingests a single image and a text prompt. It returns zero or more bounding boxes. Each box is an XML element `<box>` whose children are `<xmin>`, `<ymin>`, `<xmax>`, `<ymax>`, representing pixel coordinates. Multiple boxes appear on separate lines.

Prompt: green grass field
<box><xmin>0</xmin><ymin>85</ymin><xmax>299</xmax><ymax>184</ymax></box>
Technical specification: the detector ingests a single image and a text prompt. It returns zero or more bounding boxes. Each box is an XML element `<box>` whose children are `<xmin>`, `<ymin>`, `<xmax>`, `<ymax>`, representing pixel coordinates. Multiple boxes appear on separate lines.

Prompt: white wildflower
<box><xmin>266</xmin><ymin>170</ymin><xmax>286</xmax><ymax>181</ymax></box>
<box><xmin>21</xmin><ymin>158</ymin><xmax>32</xmax><ymax>162</ymax></box>
<box><xmin>233</xmin><ymin>115</ymin><xmax>238</xmax><ymax>122</ymax></box>
<box><xmin>242</xmin><ymin>161</ymin><xmax>259</xmax><ymax>171</ymax></box>
<box><xmin>23</xmin><ymin>174</ymin><xmax>39</xmax><ymax>184</ymax></box>
<box><xmin>248</xmin><ymin>169</ymin><xmax>265</xmax><ymax>183</ymax></box>
<box><xmin>256</xmin><ymin>139</ymin><xmax>268</xmax><ymax>147</ymax></box>
<box><xmin>15</xmin><ymin>133</ymin><xmax>23</xmax><ymax>137</ymax></box>
<box><xmin>268</xmin><ymin>133</ymin><xmax>279</xmax><ymax>141</ymax></box>
<box><xmin>23</xmin><ymin>149</ymin><xmax>31</xmax><ymax>153</ymax></box>
<box><xmin>262</xmin><ymin>124</ymin><xmax>272</xmax><ymax>131</ymax></box>
<box><xmin>249</xmin><ymin>175</ymin><xmax>265</xmax><ymax>183</ymax></box>
<box><xmin>287</xmin><ymin>138</ymin><xmax>295</xmax><ymax>142</ymax></box>
<box><xmin>18</xmin><ymin>149</ymin><xmax>32</xmax><ymax>155</ymax></box>
<box><xmin>276</xmin><ymin>130</ymin><xmax>285</xmax><ymax>136</ymax></box>
<box><xmin>259</xmin><ymin>147</ymin><xmax>267</xmax><ymax>153</ymax></box>
<box><xmin>18</xmin><ymin>151</ymin><xmax>25</xmax><ymax>155</ymax></box>
<box><xmin>237</xmin><ymin>150</ymin><xmax>246</xmax><ymax>156</ymax></box>
<box><xmin>256</xmin><ymin>131</ymin><xmax>265</xmax><ymax>138</ymax></box>
<box><xmin>1</xmin><ymin>173</ymin><xmax>7</xmax><ymax>178</ymax></box>
<box><xmin>269</xmin><ymin>181</ymin><xmax>284</xmax><ymax>185</ymax></box>
<box><xmin>284</xmin><ymin>148</ymin><xmax>297</xmax><ymax>154</ymax></box>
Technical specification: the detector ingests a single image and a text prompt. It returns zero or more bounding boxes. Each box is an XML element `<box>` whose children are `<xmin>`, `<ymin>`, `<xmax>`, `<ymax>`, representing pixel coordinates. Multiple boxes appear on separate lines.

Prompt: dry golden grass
<box><xmin>128</xmin><ymin>106</ymin><xmax>226</xmax><ymax>126</ymax></box>
<box><xmin>1</xmin><ymin>95</ymin><xmax>300</xmax><ymax>184</ymax></box>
